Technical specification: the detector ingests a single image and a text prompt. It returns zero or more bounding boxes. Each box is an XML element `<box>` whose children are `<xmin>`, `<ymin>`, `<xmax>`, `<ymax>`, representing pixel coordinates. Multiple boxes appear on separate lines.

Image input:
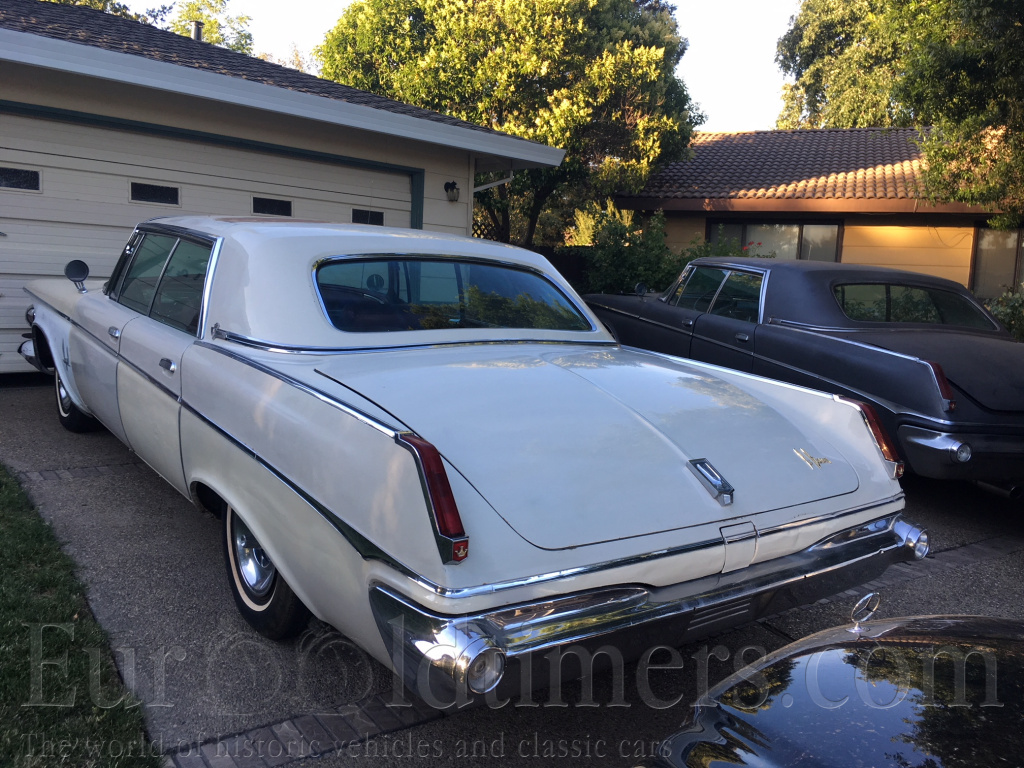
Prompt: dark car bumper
<box><xmin>898</xmin><ymin>424</ymin><xmax>1024</xmax><ymax>483</ymax></box>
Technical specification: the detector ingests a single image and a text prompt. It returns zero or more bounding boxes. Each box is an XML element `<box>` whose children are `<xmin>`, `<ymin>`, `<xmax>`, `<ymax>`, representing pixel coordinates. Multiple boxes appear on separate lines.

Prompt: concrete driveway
<box><xmin>3</xmin><ymin>374</ymin><xmax>1024</xmax><ymax>767</ymax></box>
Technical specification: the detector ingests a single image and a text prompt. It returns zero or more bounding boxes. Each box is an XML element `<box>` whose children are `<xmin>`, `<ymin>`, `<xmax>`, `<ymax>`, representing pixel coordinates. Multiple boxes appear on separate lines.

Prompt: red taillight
<box><xmin>836</xmin><ymin>396</ymin><xmax>905</xmax><ymax>478</ymax></box>
<box><xmin>923</xmin><ymin>361</ymin><xmax>957</xmax><ymax>412</ymax></box>
<box><xmin>399</xmin><ymin>434</ymin><xmax>468</xmax><ymax>562</ymax></box>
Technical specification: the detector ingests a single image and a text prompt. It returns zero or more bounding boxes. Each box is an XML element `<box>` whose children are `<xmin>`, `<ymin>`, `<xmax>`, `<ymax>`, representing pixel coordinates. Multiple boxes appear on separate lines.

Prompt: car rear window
<box><xmin>833</xmin><ymin>283</ymin><xmax>995</xmax><ymax>329</ymax></box>
<box><xmin>316</xmin><ymin>257</ymin><xmax>592</xmax><ymax>333</ymax></box>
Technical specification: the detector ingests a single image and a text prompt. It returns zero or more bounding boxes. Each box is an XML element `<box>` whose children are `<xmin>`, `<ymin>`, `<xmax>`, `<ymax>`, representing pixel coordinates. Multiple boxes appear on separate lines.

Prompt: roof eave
<box><xmin>0</xmin><ymin>28</ymin><xmax>565</xmax><ymax>168</ymax></box>
<box><xmin>615</xmin><ymin>196</ymin><xmax>990</xmax><ymax>215</ymax></box>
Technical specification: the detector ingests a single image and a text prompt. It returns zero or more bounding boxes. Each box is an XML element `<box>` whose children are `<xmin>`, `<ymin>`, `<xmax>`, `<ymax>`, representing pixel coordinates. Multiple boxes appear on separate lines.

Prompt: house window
<box><xmin>253</xmin><ymin>196</ymin><xmax>292</xmax><ymax>216</ymax></box>
<box><xmin>131</xmin><ymin>182</ymin><xmax>180</xmax><ymax>206</ymax></box>
<box><xmin>352</xmin><ymin>208</ymin><xmax>384</xmax><ymax>226</ymax></box>
<box><xmin>0</xmin><ymin>166</ymin><xmax>41</xmax><ymax>191</ymax></box>
<box><xmin>709</xmin><ymin>222</ymin><xmax>839</xmax><ymax>261</ymax></box>
<box><xmin>972</xmin><ymin>228</ymin><xmax>1022</xmax><ymax>300</ymax></box>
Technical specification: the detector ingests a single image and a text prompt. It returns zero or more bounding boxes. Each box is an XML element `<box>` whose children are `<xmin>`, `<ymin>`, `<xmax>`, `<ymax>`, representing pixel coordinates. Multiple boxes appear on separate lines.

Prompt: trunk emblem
<box><xmin>794</xmin><ymin>448</ymin><xmax>831</xmax><ymax>470</ymax></box>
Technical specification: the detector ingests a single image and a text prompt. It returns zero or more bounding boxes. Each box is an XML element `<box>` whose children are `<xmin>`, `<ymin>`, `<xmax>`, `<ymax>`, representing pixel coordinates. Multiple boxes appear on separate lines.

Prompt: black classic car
<box><xmin>586</xmin><ymin>258</ymin><xmax>1024</xmax><ymax>494</ymax></box>
<box><xmin>641</xmin><ymin>597</ymin><xmax>1024</xmax><ymax>768</ymax></box>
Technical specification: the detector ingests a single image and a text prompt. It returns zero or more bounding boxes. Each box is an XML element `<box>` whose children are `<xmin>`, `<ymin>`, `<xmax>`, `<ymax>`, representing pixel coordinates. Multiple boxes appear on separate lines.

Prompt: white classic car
<box><xmin>20</xmin><ymin>217</ymin><xmax>928</xmax><ymax>702</ymax></box>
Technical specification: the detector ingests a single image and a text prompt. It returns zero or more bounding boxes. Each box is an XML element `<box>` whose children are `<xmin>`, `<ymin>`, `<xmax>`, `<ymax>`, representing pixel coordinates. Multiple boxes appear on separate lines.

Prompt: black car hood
<box><xmin>826</xmin><ymin>329</ymin><xmax>1024</xmax><ymax>412</ymax></box>
<box><xmin>653</xmin><ymin>616</ymin><xmax>1024</xmax><ymax>768</ymax></box>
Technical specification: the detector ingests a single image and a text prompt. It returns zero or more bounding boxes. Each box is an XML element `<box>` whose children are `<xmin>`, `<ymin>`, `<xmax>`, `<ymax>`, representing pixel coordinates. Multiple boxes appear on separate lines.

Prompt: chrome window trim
<box><xmin>311</xmin><ymin>253</ymin><xmax>596</xmax><ymax>334</ymax></box>
<box><xmin>196</xmin><ymin>236</ymin><xmax>223</xmax><ymax>341</ymax></box>
<box><xmin>210</xmin><ymin>326</ymin><xmax>615</xmax><ymax>355</ymax></box>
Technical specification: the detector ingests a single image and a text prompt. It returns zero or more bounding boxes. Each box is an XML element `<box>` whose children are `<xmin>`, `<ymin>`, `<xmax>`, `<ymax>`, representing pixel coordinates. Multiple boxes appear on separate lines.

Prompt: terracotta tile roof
<box><xmin>638</xmin><ymin>128</ymin><xmax>926</xmax><ymax>200</ymax></box>
<box><xmin>0</xmin><ymin>0</ymin><xmax>496</xmax><ymax>135</ymax></box>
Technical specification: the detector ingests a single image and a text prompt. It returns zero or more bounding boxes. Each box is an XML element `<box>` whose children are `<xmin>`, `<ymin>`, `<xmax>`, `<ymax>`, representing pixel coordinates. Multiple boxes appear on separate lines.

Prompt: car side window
<box><xmin>833</xmin><ymin>283</ymin><xmax>995</xmax><ymax>329</ymax></box>
<box><xmin>708</xmin><ymin>271</ymin><xmax>763</xmax><ymax>323</ymax></box>
<box><xmin>673</xmin><ymin>267</ymin><xmax>728</xmax><ymax>311</ymax></box>
<box><xmin>117</xmin><ymin>234</ymin><xmax>177</xmax><ymax>314</ymax></box>
<box><xmin>150</xmin><ymin>239</ymin><xmax>213</xmax><ymax>335</ymax></box>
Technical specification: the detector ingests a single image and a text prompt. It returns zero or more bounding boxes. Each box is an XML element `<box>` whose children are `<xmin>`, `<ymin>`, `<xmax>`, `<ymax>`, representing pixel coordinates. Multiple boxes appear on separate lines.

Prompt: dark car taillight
<box><xmin>923</xmin><ymin>360</ymin><xmax>957</xmax><ymax>412</ymax></box>
<box><xmin>836</xmin><ymin>396</ymin><xmax>905</xmax><ymax>479</ymax></box>
<box><xmin>398</xmin><ymin>433</ymin><xmax>469</xmax><ymax>563</ymax></box>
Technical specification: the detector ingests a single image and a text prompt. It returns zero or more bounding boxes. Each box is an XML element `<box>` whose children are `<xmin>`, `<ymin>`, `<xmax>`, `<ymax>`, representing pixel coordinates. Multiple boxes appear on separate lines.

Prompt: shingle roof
<box><xmin>638</xmin><ymin>128</ymin><xmax>926</xmax><ymax>201</ymax></box>
<box><xmin>0</xmin><ymin>0</ymin><xmax>495</xmax><ymax>136</ymax></box>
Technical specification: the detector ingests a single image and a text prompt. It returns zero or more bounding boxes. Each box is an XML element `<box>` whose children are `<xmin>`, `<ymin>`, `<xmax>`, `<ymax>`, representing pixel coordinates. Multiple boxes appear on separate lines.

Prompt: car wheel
<box><xmin>223</xmin><ymin>505</ymin><xmax>310</xmax><ymax>640</ymax></box>
<box><xmin>55</xmin><ymin>369</ymin><xmax>96</xmax><ymax>433</ymax></box>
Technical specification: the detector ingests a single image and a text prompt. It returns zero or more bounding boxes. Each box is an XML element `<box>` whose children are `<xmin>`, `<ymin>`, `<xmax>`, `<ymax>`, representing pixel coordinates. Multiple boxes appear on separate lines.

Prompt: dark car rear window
<box><xmin>316</xmin><ymin>257</ymin><xmax>592</xmax><ymax>333</ymax></box>
<box><xmin>833</xmin><ymin>283</ymin><xmax>995</xmax><ymax>329</ymax></box>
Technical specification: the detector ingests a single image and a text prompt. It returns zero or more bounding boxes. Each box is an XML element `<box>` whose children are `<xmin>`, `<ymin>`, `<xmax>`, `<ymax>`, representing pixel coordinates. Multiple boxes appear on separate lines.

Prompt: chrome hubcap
<box><xmin>232</xmin><ymin>515</ymin><xmax>275</xmax><ymax>597</ymax></box>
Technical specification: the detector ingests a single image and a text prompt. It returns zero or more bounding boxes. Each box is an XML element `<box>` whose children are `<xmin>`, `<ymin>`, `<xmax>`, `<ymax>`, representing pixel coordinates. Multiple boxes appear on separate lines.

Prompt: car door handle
<box><xmin>159</xmin><ymin>358</ymin><xmax>177</xmax><ymax>374</ymax></box>
<box><xmin>735</xmin><ymin>333</ymin><xmax>750</xmax><ymax>343</ymax></box>
<box><xmin>681</xmin><ymin>318</ymin><xmax>694</xmax><ymax>328</ymax></box>
<box><xmin>107</xmin><ymin>327</ymin><xmax>121</xmax><ymax>340</ymax></box>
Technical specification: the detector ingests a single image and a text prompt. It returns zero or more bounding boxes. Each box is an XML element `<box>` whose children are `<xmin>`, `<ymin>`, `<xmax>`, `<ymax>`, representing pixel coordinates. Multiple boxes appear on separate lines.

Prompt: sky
<box><xmin>122</xmin><ymin>0</ymin><xmax>802</xmax><ymax>133</ymax></box>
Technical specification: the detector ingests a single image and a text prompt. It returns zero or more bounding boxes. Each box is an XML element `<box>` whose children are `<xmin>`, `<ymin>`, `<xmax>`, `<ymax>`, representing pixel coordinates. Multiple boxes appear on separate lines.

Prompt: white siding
<box><xmin>0</xmin><ymin>114</ymin><xmax>414</xmax><ymax>372</ymax></box>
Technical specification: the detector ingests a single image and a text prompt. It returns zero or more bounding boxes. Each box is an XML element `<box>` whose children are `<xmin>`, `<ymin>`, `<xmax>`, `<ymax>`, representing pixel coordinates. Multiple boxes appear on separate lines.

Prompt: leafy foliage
<box><xmin>168</xmin><ymin>0</ymin><xmax>253</xmax><ymax>54</ymax></box>
<box><xmin>985</xmin><ymin>284</ymin><xmax>1024</xmax><ymax>341</ymax></box>
<box><xmin>777</xmin><ymin>0</ymin><xmax>1024</xmax><ymax>226</ymax></box>
<box><xmin>582</xmin><ymin>209</ymin><xmax>685</xmax><ymax>294</ymax></box>
<box><xmin>316</xmin><ymin>0</ymin><xmax>698</xmax><ymax>246</ymax></box>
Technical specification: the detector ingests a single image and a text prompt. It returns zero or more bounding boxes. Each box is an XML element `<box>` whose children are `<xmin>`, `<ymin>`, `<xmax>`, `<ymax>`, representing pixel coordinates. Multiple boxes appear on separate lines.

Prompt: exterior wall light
<box><xmin>444</xmin><ymin>181</ymin><xmax>460</xmax><ymax>202</ymax></box>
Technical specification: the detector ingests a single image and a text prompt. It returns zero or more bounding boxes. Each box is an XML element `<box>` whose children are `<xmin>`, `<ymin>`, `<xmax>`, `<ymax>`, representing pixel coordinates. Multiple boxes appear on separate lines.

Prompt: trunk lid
<box><xmin>316</xmin><ymin>345</ymin><xmax>860</xmax><ymax>550</ymax></box>
<box><xmin>837</xmin><ymin>330</ymin><xmax>1024</xmax><ymax>413</ymax></box>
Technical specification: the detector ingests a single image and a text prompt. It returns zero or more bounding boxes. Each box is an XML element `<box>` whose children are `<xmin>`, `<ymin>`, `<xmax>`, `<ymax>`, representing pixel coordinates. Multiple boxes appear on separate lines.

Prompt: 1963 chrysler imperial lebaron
<box><xmin>20</xmin><ymin>217</ymin><xmax>927</xmax><ymax>702</ymax></box>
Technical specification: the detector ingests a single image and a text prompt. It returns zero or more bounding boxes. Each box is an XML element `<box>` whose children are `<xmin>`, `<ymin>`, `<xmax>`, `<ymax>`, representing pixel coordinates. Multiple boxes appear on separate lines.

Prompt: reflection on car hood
<box><xmin>829</xmin><ymin>329</ymin><xmax>1024</xmax><ymax>413</ymax></box>
<box><xmin>652</xmin><ymin>615</ymin><xmax>1024</xmax><ymax>768</ymax></box>
<box><xmin>315</xmin><ymin>344</ymin><xmax>860</xmax><ymax>549</ymax></box>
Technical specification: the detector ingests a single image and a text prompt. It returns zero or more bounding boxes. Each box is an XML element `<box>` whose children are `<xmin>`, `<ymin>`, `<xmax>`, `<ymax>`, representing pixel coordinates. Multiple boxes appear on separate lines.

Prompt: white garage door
<box><xmin>0</xmin><ymin>114</ymin><xmax>413</xmax><ymax>372</ymax></box>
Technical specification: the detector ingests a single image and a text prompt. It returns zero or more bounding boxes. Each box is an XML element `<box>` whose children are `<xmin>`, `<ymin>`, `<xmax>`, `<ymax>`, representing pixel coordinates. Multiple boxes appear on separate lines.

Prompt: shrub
<box><xmin>985</xmin><ymin>284</ymin><xmax>1024</xmax><ymax>341</ymax></box>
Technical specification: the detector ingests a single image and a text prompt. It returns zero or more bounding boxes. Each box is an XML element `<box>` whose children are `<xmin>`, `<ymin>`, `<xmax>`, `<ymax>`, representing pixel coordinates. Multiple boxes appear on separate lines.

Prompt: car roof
<box><xmin>688</xmin><ymin>256</ymin><xmax>982</xmax><ymax>327</ymax></box>
<box><xmin>137</xmin><ymin>216</ymin><xmax>611</xmax><ymax>349</ymax></box>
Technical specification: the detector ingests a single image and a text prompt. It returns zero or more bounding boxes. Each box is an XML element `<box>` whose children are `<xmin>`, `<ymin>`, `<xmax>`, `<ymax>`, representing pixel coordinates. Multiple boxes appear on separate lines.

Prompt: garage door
<box><xmin>0</xmin><ymin>114</ymin><xmax>413</xmax><ymax>372</ymax></box>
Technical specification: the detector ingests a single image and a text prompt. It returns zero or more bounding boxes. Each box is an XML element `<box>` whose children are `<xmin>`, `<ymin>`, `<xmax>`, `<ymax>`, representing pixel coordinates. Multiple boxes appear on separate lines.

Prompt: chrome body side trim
<box><xmin>371</xmin><ymin>513</ymin><xmax>927</xmax><ymax>700</ymax></box>
<box><xmin>210</xmin><ymin>326</ymin><xmax>615</xmax><ymax>355</ymax></box>
<box><xmin>194</xmin><ymin>341</ymin><xmax>401</xmax><ymax>437</ymax></box>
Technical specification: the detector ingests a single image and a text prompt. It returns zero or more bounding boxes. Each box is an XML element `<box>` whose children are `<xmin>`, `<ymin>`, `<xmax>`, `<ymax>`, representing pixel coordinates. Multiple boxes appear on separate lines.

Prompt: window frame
<box><xmin>970</xmin><ymin>226</ymin><xmax>1023</xmax><ymax>299</ymax></box>
<box><xmin>313</xmin><ymin>254</ymin><xmax>595</xmax><ymax>334</ymax></box>
<box><xmin>831</xmin><ymin>280</ymin><xmax>998</xmax><ymax>330</ymax></box>
<box><xmin>129</xmin><ymin>180</ymin><xmax>181</xmax><ymax>207</ymax></box>
<box><xmin>706</xmin><ymin>220</ymin><xmax>843</xmax><ymax>262</ymax></box>
<box><xmin>0</xmin><ymin>165</ymin><xmax>42</xmax><ymax>193</ymax></box>
<box><xmin>106</xmin><ymin>226</ymin><xmax>217</xmax><ymax>337</ymax></box>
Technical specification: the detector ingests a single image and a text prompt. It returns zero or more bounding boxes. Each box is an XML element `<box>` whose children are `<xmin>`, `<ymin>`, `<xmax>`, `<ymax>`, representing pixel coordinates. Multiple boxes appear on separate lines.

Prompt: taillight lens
<box><xmin>835</xmin><ymin>396</ymin><xmax>904</xmax><ymax>478</ymax></box>
<box><xmin>399</xmin><ymin>434</ymin><xmax>468</xmax><ymax>562</ymax></box>
<box><xmin>923</xmin><ymin>361</ymin><xmax>956</xmax><ymax>412</ymax></box>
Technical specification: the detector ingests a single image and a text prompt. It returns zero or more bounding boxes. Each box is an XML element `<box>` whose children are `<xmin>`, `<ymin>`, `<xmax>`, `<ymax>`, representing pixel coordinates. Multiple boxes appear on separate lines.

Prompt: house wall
<box><xmin>840</xmin><ymin>225</ymin><xmax>975</xmax><ymax>286</ymax></box>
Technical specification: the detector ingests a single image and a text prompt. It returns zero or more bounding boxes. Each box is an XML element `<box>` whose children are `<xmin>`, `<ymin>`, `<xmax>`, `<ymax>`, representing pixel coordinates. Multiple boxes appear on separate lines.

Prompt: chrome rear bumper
<box><xmin>370</xmin><ymin>516</ymin><xmax>927</xmax><ymax>704</ymax></box>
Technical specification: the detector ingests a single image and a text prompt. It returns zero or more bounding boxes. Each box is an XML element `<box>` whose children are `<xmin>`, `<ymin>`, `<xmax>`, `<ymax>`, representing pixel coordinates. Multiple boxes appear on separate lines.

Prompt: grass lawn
<box><xmin>0</xmin><ymin>463</ymin><xmax>162</xmax><ymax>768</ymax></box>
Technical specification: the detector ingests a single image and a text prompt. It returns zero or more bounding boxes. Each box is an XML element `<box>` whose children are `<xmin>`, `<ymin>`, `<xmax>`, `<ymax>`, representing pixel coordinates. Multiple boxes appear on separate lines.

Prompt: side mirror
<box><xmin>64</xmin><ymin>260</ymin><xmax>90</xmax><ymax>293</ymax></box>
<box><xmin>634</xmin><ymin>282</ymin><xmax>648</xmax><ymax>297</ymax></box>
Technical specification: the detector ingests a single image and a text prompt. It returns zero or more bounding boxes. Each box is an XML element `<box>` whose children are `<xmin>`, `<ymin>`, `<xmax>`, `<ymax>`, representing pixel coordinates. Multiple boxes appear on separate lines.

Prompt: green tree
<box><xmin>316</xmin><ymin>0</ymin><xmax>698</xmax><ymax>247</ymax></box>
<box><xmin>168</xmin><ymin>0</ymin><xmax>254</xmax><ymax>54</ymax></box>
<box><xmin>777</xmin><ymin>0</ymin><xmax>1024</xmax><ymax>226</ymax></box>
<box><xmin>775</xmin><ymin>0</ymin><xmax>913</xmax><ymax>129</ymax></box>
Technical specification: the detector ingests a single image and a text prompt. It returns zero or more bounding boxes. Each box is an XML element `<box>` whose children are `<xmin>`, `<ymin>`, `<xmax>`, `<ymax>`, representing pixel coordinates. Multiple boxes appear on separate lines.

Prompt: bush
<box><xmin>985</xmin><ymin>285</ymin><xmax>1024</xmax><ymax>341</ymax></box>
<box><xmin>583</xmin><ymin>210</ymin><xmax>687</xmax><ymax>294</ymax></box>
